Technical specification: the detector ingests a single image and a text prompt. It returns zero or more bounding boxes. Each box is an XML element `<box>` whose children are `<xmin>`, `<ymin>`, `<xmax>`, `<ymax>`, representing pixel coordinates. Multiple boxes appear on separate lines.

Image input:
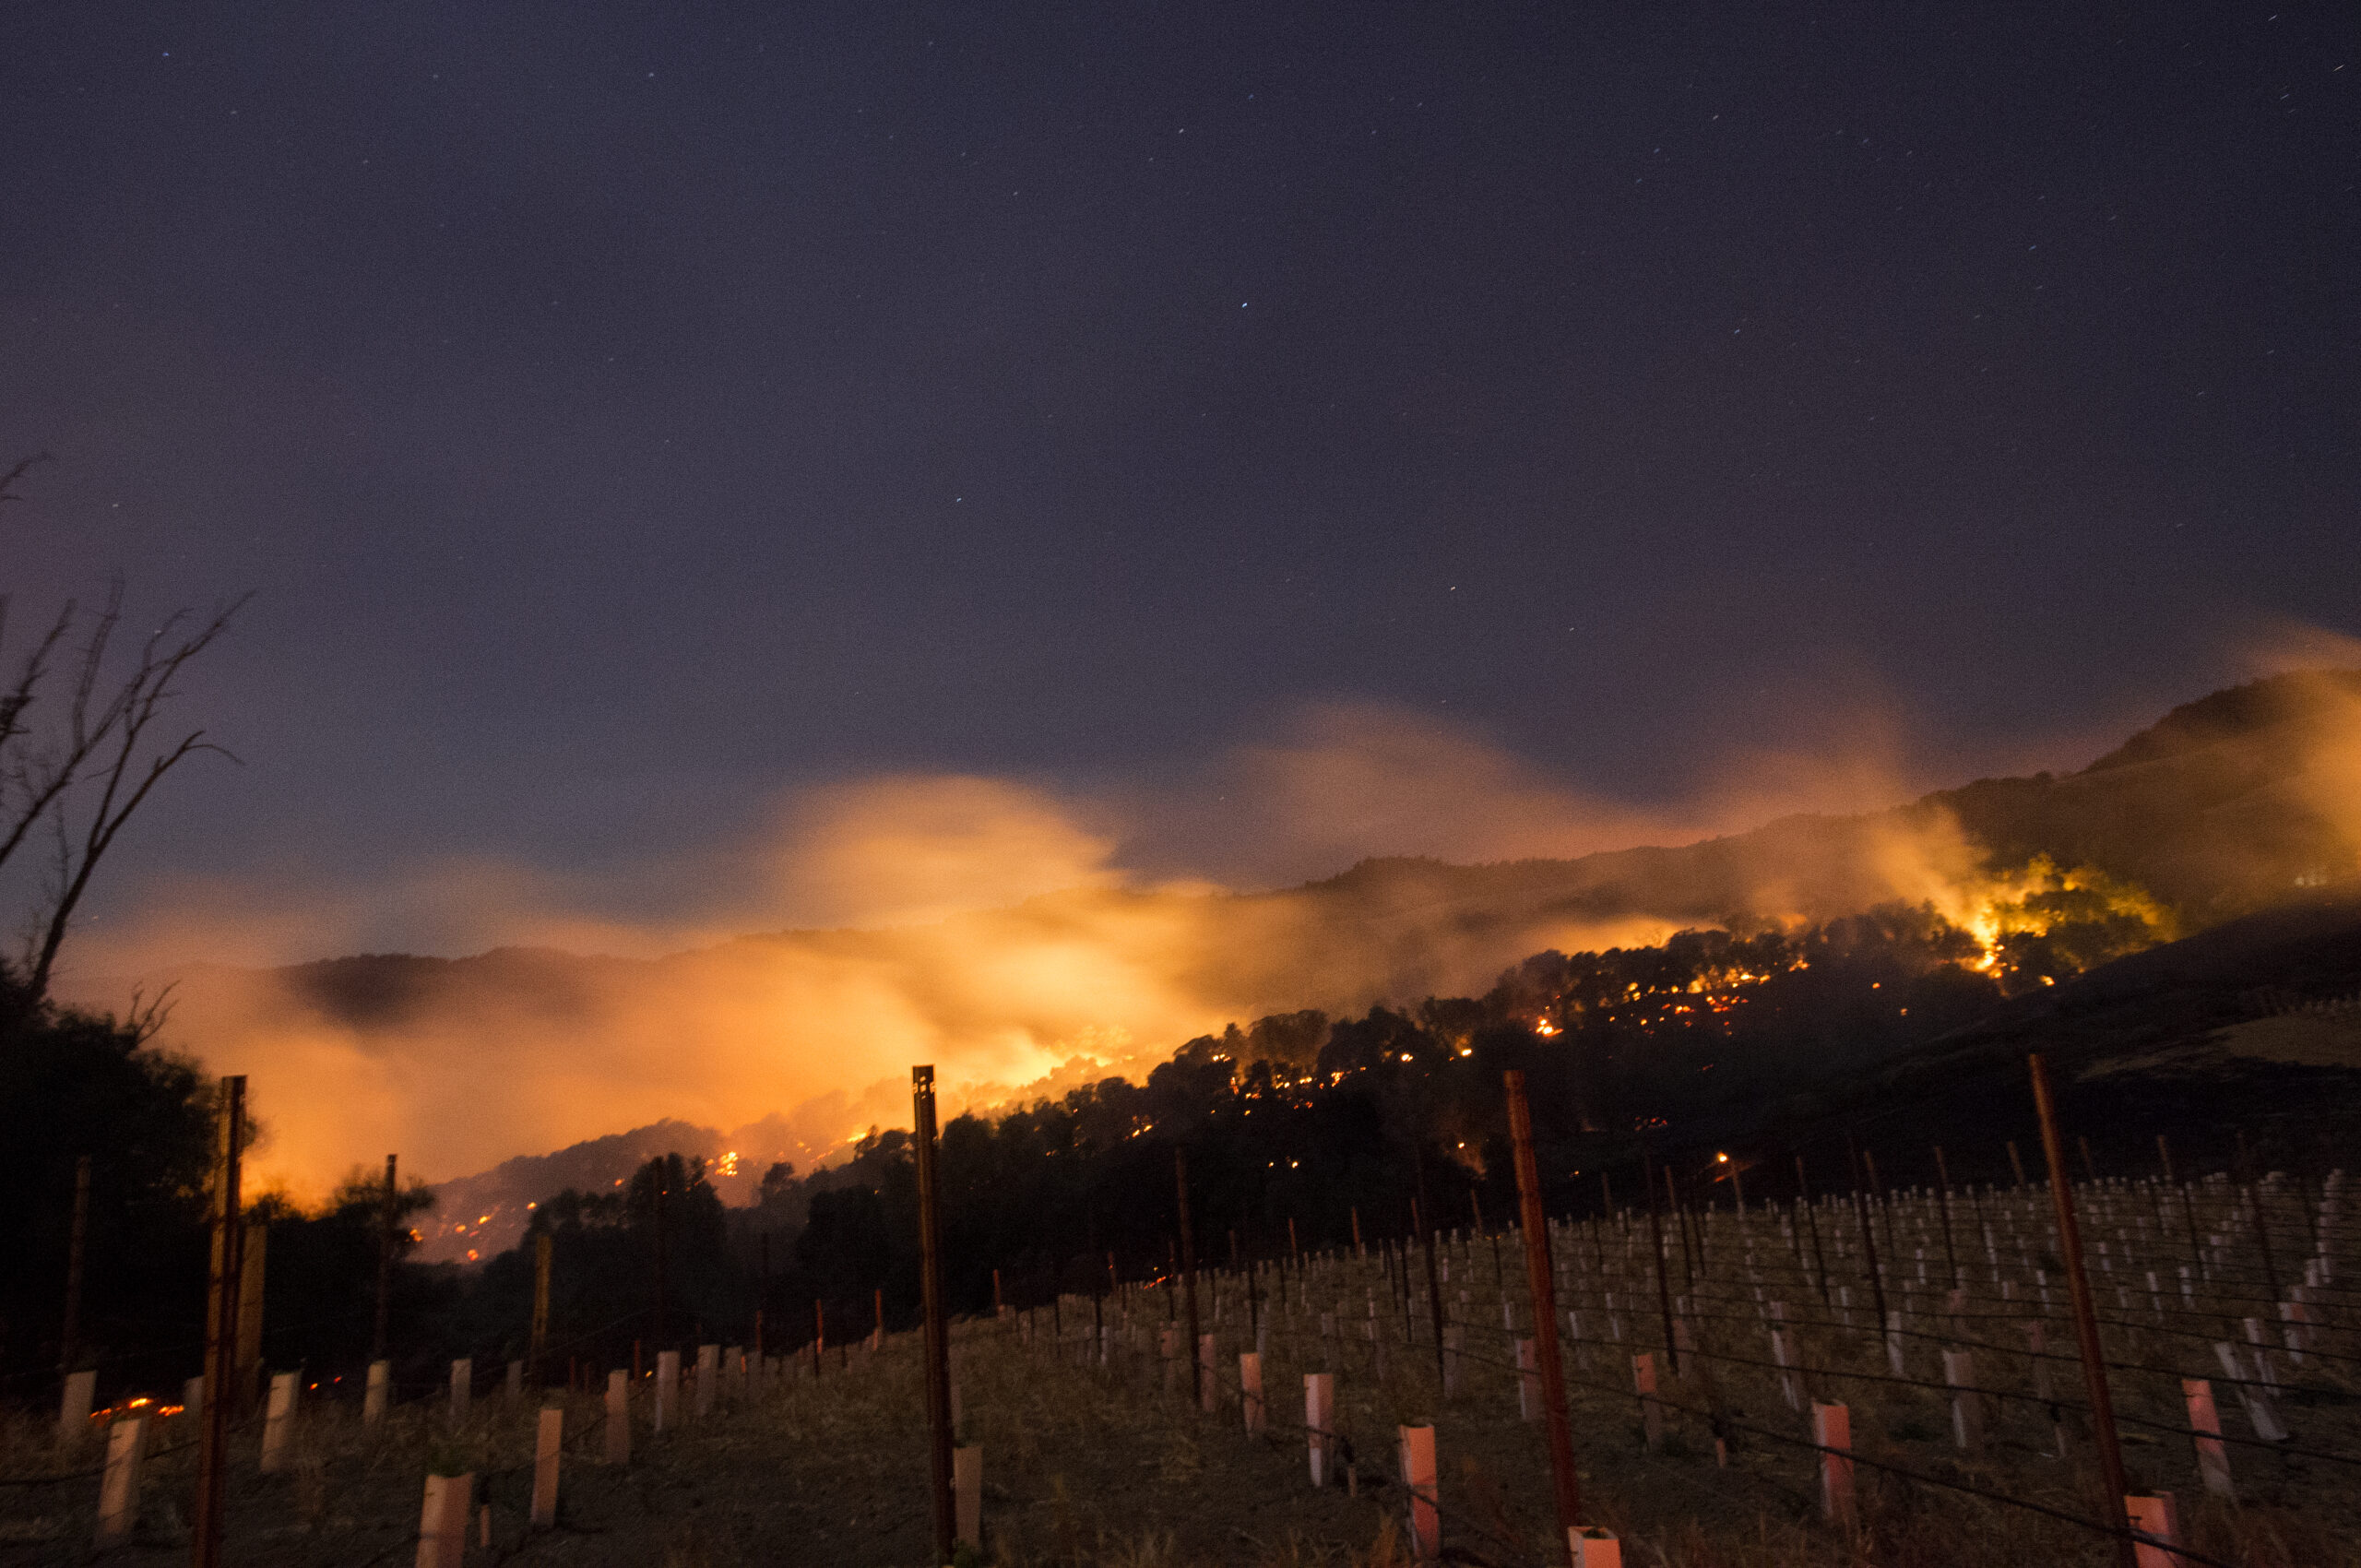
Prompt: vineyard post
<box><xmin>2235</xmin><ymin>1134</ymin><xmax>2285</xmax><ymax>1302</ymax></box>
<box><xmin>1177</xmin><ymin>1145</ymin><xmax>1203</xmax><ymax>1407</ymax></box>
<box><xmin>1665</xmin><ymin>1162</ymin><xmax>1697</xmax><ymax>1293</ymax></box>
<box><xmin>913</xmin><ymin>1064</ymin><xmax>956</xmax><ymax>1564</ymax></box>
<box><xmin>2158</xmin><ymin>1134</ymin><xmax>2208</xmax><ymax>1282</ymax></box>
<box><xmin>1505</xmin><ymin>1070</ymin><xmax>1584</xmax><ymax>1548</ymax></box>
<box><xmin>1642</xmin><ymin>1148</ymin><xmax>1678</xmax><ymax>1375</ymax></box>
<box><xmin>234</xmin><ymin>1221</ymin><xmax>266</xmax><ymax>1414</ymax></box>
<box><xmin>651</xmin><ymin>1165</ymin><xmax>670</xmax><ymax>1349</ymax></box>
<box><xmin>1795</xmin><ymin>1158</ymin><xmax>1831</xmax><ymax>1301</ymax></box>
<box><xmin>1863</xmin><ymin>1147</ymin><xmax>1897</xmax><ymax>1264</ymax></box>
<box><xmin>1845</xmin><ymin>1136</ymin><xmax>1890</xmax><ymax>1333</ymax></box>
<box><xmin>59</xmin><ymin>1154</ymin><xmax>90</xmax><ymax>1389</ymax></box>
<box><xmin>1933</xmin><ymin>1146</ymin><xmax>1959</xmax><ymax>1287</ymax></box>
<box><xmin>2028</xmin><ymin>1052</ymin><xmax>2137</xmax><ymax>1568</ymax></box>
<box><xmin>604</xmin><ymin>1369</ymin><xmax>632</xmax><ymax>1465</ymax></box>
<box><xmin>1246</xmin><ymin>1233</ymin><xmax>1261</xmax><ymax>1346</ymax></box>
<box><xmin>529</xmin><ymin>1232</ymin><xmax>552</xmax><ymax>1385</ymax></box>
<box><xmin>192</xmin><ymin>1074</ymin><xmax>245</xmax><ymax>1568</ymax></box>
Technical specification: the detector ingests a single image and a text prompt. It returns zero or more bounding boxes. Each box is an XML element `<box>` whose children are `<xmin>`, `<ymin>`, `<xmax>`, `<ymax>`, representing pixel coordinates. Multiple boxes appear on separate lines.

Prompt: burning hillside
<box><xmin>68</xmin><ymin>670</ymin><xmax>2361</xmax><ymax>1220</ymax></box>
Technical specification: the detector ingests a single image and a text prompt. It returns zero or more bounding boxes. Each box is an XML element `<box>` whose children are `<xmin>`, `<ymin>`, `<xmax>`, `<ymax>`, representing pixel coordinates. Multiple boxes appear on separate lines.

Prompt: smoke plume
<box><xmin>54</xmin><ymin>697</ymin><xmax>2174</xmax><ymax>1200</ymax></box>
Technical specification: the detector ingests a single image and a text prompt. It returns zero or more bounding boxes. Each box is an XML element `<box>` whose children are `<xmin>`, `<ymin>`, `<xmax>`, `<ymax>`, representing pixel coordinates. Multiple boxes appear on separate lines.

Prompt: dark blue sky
<box><xmin>5</xmin><ymin>3</ymin><xmax>2355</xmax><ymax>952</ymax></box>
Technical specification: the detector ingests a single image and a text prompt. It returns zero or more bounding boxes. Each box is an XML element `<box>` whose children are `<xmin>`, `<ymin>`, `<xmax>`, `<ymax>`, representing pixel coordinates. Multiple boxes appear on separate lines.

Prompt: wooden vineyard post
<box><xmin>1845</xmin><ymin>1136</ymin><xmax>1890</xmax><ymax>1338</ymax></box>
<box><xmin>1796</xmin><ymin>1157</ymin><xmax>1831</xmax><ymax>1301</ymax></box>
<box><xmin>914</xmin><ymin>1065</ymin><xmax>957</xmax><ymax>1566</ymax></box>
<box><xmin>2029</xmin><ymin>1052</ymin><xmax>2138</xmax><ymax>1568</ymax></box>
<box><xmin>1666</xmin><ymin>1163</ymin><xmax>1696</xmax><ymax>1293</ymax></box>
<box><xmin>1943</xmin><ymin>1348</ymin><xmax>1983</xmax><ymax>1453</ymax></box>
<box><xmin>1177</xmin><ymin>1145</ymin><xmax>1203</xmax><ymax>1408</ymax></box>
<box><xmin>651</xmin><ymin>1160</ymin><xmax>673</xmax><ymax>1354</ymax></box>
<box><xmin>1245</xmin><ymin>1236</ymin><xmax>1261</xmax><ymax>1351</ymax></box>
<box><xmin>695</xmin><ymin>1343</ymin><xmax>718</xmax><ymax>1419</ymax></box>
<box><xmin>193</xmin><ymin>1074</ymin><xmax>245</xmax><ymax>1568</ymax></box>
<box><xmin>58</xmin><ymin>1368</ymin><xmax>95</xmax><ymax>1436</ymax></box>
<box><xmin>364</xmin><ymin>1359</ymin><xmax>390</xmax><ymax>1425</ymax></box>
<box><xmin>1643</xmin><ymin>1151</ymin><xmax>1679</xmax><ymax>1375</ymax></box>
<box><xmin>1933</xmin><ymin>1145</ymin><xmax>1960</xmax><ymax>1287</ymax></box>
<box><xmin>655</xmin><ymin>1350</ymin><xmax>678</xmax><ymax>1431</ymax></box>
<box><xmin>1415</xmin><ymin>1195</ymin><xmax>1447</xmax><ymax>1390</ymax></box>
<box><xmin>1633</xmin><ymin>1352</ymin><xmax>1663</xmax><ymax>1450</ymax></box>
<box><xmin>59</xmin><ymin>1154</ymin><xmax>90</xmax><ymax>1398</ymax></box>
<box><xmin>605</xmin><ymin>1370</ymin><xmax>632</xmax><ymax>1464</ymax></box>
<box><xmin>954</xmin><ymin>1443</ymin><xmax>982</xmax><ymax>1551</ymax></box>
<box><xmin>1240</xmin><ymin>1351</ymin><xmax>1265</xmax><ymax>1432</ymax></box>
<box><xmin>235</xmin><ymin>1222</ymin><xmax>267</xmax><ymax>1415</ymax></box>
<box><xmin>373</xmin><ymin>1154</ymin><xmax>397</xmax><ymax>1364</ymax></box>
<box><xmin>1504</xmin><ymin>1070</ymin><xmax>1584</xmax><ymax>1547</ymax></box>
<box><xmin>2159</xmin><ymin>1136</ymin><xmax>2207</xmax><ymax>1280</ymax></box>
<box><xmin>529</xmin><ymin>1232</ymin><xmax>552</xmax><ymax>1385</ymax></box>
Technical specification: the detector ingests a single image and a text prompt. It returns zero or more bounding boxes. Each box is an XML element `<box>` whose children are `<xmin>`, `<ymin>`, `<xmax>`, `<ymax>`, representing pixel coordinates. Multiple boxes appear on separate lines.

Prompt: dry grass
<box><xmin>6</xmin><ymin>1182</ymin><xmax>2360</xmax><ymax>1565</ymax></box>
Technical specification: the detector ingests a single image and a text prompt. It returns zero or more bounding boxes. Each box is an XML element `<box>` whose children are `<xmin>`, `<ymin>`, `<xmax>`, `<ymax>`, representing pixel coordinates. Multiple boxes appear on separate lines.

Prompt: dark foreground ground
<box><xmin>9</xmin><ymin>1185</ymin><xmax>2361</xmax><ymax>1568</ymax></box>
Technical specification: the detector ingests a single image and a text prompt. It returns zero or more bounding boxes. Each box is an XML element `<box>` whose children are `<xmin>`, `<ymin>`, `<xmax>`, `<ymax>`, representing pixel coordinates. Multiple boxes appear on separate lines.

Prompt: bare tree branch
<box><xmin>124</xmin><ymin>980</ymin><xmax>179</xmax><ymax>1044</ymax></box>
<box><xmin>3</xmin><ymin>454</ymin><xmax>249</xmax><ymax>1000</ymax></box>
<box><xmin>0</xmin><ymin>451</ymin><xmax>51</xmax><ymax>502</ymax></box>
<box><xmin>23</xmin><ymin>600</ymin><xmax>248</xmax><ymax>998</ymax></box>
<box><xmin>0</xmin><ymin>584</ymin><xmax>132</xmax><ymax>873</ymax></box>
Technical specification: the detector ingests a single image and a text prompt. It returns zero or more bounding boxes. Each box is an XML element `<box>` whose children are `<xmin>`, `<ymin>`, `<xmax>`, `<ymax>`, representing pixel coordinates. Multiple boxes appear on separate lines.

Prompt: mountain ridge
<box><xmin>106</xmin><ymin>670</ymin><xmax>2361</xmax><ymax>1255</ymax></box>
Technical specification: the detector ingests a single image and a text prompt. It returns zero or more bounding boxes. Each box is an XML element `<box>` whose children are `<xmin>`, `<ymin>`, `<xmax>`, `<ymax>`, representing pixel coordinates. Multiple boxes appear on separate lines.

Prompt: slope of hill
<box><xmin>295</xmin><ymin>668</ymin><xmax>2361</xmax><ymax>1043</ymax></box>
<box><xmin>119</xmin><ymin>670</ymin><xmax>2361</xmax><ymax>1231</ymax></box>
<box><xmin>1737</xmin><ymin>889</ymin><xmax>2361</xmax><ymax>1183</ymax></box>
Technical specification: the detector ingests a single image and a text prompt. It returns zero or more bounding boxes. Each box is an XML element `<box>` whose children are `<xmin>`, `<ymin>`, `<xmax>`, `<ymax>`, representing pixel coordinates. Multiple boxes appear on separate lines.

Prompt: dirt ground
<box><xmin>10</xmin><ymin>1205</ymin><xmax>2361</xmax><ymax>1566</ymax></box>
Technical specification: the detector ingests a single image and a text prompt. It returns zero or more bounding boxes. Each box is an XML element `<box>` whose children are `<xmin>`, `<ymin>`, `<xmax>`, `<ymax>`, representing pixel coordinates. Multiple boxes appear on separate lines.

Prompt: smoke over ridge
<box><xmin>58</xmin><ymin>679</ymin><xmax>2361</xmax><ymax>1204</ymax></box>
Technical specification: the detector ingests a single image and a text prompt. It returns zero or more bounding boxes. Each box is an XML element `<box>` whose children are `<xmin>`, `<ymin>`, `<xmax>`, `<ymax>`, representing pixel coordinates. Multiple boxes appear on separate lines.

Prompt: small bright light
<box><xmin>1716</xmin><ymin>1153</ymin><xmax>1729</xmax><ymax>1164</ymax></box>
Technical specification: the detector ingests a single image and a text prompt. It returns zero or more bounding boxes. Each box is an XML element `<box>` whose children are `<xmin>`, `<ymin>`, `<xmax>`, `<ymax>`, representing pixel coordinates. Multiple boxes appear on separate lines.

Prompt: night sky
<box><xmin>6</xmin><ymin>4</ymin><xmax>2355</xmax><ymax>962</ymax></box>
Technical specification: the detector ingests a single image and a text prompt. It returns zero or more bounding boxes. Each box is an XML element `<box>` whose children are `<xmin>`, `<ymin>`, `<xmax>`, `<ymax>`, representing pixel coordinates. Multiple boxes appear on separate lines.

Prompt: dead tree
<box><xmin>2</xmin><ymin>455</ymin><xmax>246</xmax><ymax>999</ymax></box>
